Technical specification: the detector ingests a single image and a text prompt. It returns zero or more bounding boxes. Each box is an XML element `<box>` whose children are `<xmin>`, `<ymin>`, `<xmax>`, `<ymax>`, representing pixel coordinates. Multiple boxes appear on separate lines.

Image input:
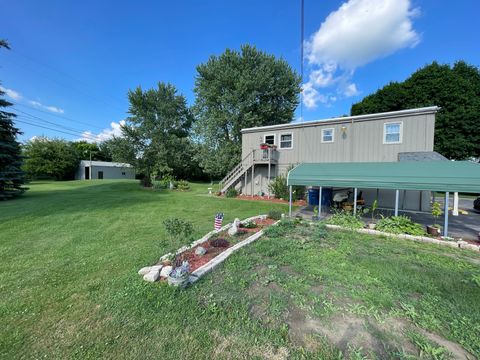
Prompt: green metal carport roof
<box><xmin>287</xmin><ymin>161</ymin><xmax>480</xmax><ymax>193</ymax></box>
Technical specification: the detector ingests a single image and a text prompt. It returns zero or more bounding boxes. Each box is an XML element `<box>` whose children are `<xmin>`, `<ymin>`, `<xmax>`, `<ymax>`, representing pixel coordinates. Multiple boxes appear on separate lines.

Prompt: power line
<box><xmin>13</xmin><ymin>108</ymin><xmax>96</xmax><ymax>135</ymax></box>
<box><xmin>15</xmin><ymin>117</ymin><xmax>99</xmax><ymax>141</ymax></box>
<box><xmin>12</xmin><ymin>102</ymin><xmax>105</xmax><ymax>130</ymax></box>
<box><xmin>3</xmin><ymin>52</ymin><xmax>127</xmax><ymax>113</ymax></box>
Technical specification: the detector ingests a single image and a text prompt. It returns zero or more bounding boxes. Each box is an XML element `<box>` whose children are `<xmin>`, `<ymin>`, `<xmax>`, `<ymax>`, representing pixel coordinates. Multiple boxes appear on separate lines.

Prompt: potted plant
<box><xmin>312</xmin><ymin>206</ymin><xmax>319</xmax><ymax>221</ymax></box>
<box><xmin>167</xmin><ymin>259</ymin><xmax>190</xmax><ymax>287</ymax></box>
<box><xmin>427</xmin><ymin>202</ymin><xmax>442</xmax><ymax>236</ymax></box>
<box><xmin>367</xmin><ymin>199</ymin><xmax>378</xmax><ymax>229</ymax></box>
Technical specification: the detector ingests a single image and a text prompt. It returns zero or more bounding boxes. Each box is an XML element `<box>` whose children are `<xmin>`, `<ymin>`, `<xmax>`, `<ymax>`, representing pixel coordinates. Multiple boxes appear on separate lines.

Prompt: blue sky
<box><xmin>1</xmin><ymin>0</ymin><xmax>479</xmax><ymax>142</ymax></box>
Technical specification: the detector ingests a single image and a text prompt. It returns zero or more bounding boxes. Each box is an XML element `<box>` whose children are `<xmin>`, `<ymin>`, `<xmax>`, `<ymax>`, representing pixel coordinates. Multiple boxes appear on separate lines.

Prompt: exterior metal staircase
<box><xmin>220</xmin><ymin>148</ymin><xmax>277</xmax><ymax>194</ymax></box>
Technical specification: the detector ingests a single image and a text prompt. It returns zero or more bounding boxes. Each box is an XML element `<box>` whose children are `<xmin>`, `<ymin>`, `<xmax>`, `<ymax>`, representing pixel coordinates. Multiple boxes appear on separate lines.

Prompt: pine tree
<box><xmin>0</xmin><ymin>40</ymin><xmax>27</xmax><ymax>200</ymax></box>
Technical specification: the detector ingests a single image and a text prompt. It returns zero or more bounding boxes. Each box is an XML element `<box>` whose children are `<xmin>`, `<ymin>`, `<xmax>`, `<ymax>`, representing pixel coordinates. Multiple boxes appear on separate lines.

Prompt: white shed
<box><xmin>75</xmin><ymin>160</ymin><xmax>135</xmax><ymax>180</ymax></box>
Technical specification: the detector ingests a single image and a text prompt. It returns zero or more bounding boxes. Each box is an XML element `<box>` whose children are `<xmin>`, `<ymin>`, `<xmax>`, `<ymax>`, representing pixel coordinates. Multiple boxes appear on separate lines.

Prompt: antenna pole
<box><xmin>300</xmin><ymin>0</ymin><xmax>304</xmax><ymax>121</ymax></box>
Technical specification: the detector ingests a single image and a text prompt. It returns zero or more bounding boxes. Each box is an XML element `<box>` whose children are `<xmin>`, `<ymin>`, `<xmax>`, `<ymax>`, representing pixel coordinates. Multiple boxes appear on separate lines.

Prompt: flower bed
<box><xmin>139</xmin><ymin>215</ymin><xmax>279</xmax><ymax>286</ymax></box>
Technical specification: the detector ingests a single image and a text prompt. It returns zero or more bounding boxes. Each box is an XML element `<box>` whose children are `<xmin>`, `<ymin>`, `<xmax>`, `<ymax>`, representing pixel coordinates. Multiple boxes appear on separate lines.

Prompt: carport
<box><xmin>287</xmin><ymin>161</ymin><xmax>480</xmax><ymax>237</ymax></box>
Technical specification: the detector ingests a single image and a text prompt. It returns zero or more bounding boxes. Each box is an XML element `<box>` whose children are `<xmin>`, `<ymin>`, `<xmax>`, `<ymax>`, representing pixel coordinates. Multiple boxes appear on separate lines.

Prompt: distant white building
<box><xmin>75</xmin><ymin>160</ymin><xmax>135</xmax><ymax>180</ymax></box>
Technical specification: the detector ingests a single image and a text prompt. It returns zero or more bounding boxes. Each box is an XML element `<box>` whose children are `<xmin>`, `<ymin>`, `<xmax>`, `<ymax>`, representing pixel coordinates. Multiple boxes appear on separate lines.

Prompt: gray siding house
<box><xmin>221</xmin><ymin>106</ymin><xmax>439</xmax><ymax>211</ymax></box>
<box><xmin>75</xmin><ymin>160</ymin><xmax>135</xmax><ymax>180</ymax></box>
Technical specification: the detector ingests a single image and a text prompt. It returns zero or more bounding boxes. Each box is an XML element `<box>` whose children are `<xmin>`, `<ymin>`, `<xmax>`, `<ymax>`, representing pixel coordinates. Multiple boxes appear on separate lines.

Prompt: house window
<box><xmin>384</xmin><ymin>122</ymin><xmax>402</xmax><ymax>144</ymax></box>
<box><xmin>264</xmin><ymin>134</ymin><xmax>275</xmax><ymax>145</ymax></box>
<box><xmin>279</xmin><ymin>133</ymin><xmax>293</xmax><ymax>149</ymax></box>
<box><xmin>122</xmin><ymin>172</ymin><xmax>126</xmax><ymax>176</ymax></box>
<box><xmin>321</xmin><ymin>128</ymin><xmax>334</xmax><ymax>143</ymax></box>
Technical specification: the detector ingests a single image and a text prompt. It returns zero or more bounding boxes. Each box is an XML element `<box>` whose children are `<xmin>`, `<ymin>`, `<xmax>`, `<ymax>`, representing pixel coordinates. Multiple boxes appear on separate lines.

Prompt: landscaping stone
<box><xmin>228</xmin><ymin>218</ymin><xmax>241</xmax><ymax>236</ymax></box>
<box><xmin>160</xmin><ymin>265</ymin><xmax>173</xmax><ymax>277</ymax></box>
<box><xmin>143</xmin><ymin>270</ymin><xmax>159</xmax><ymax>282</ymax></box>
<box><xmin>138</xmin><ymin>266</ymin><xmax>152</xmax><ymax>275</ymax></box>
<box><xmin>150</xmin><ymin>265</ymin><xmax>163</xmax><ymax>272</ymax></box>
<box><xmin>195</xmin><ymin>246</ymin><xmax>207</xmax><ymax>256</ymax></box>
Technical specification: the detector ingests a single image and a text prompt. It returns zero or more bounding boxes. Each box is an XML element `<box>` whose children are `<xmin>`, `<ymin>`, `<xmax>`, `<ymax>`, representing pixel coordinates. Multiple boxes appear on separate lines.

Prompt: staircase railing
<box><xmin>220</xmin><ymin>150</ymin><xmax>254</xmax><ymax>192</ymax></box>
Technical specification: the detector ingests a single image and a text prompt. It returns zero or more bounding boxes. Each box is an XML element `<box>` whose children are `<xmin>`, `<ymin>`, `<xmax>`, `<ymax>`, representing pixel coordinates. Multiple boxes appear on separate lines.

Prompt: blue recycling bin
<box><xmin>308</xmin><ymin>189</ymin><xmax>319</xmax><ymax>205</ymax></box>
<box><xmin>309</xmin><ymin>188</ymin><xmax>333</xmax><ymax>206</ymax></box>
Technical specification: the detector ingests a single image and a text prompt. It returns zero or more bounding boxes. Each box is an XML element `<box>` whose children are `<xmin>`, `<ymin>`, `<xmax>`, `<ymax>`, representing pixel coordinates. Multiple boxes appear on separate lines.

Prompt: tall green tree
<box><xmin>122</xmin><ymin>82</ymin><xmax>199</xmax><ymax>184</ymax></box>
<box><xmin>71</xmin><ymin>141</ymin><xmax>112</xmax><ymax>161</ymax></box>
<box><xmin>351</xmin><ymin>61</ymin><xmax>480</xmax><ymax>160</ymax></box>
<box><xmin>23</xmin><ymin>137</ymin><xmax>80</xmax><ymax>180</ymax></box>
<box><xmin>194</xmin><ymin>44</ymin><xmax>301</xmax><ymax>178</ymax></box>
<box><xmin>0</xmin><ymin>40</ymin><xmax>27</xmax><ymax>200</ymax></box>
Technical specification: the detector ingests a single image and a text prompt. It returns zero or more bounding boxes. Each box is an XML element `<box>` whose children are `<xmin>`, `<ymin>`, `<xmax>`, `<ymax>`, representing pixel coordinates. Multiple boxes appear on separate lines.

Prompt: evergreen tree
<box><xmin>0</xmin><ymin>40</ymin><xmax>27</xmax><ymax>200</ymax></box>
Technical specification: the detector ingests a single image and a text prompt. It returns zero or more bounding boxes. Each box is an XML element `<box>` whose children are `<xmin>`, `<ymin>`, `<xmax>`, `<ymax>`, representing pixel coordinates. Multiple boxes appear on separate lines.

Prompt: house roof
<box><xmin>241</xmin><ymin>106</ymin><xmax>439</xmax><ymax>134</ymax></box>
<box><xmin>287</xmin><ymin>161</ymin><xmax>480</xmax><ymax>193</ymax></box>
<box><xmin>398</xmin><ymin>151</ymin><xmax>448</xmax><ymax>162</ymax></box>
<box><xmin>80</xmin><ymin>160</ymin><xmax>133</xmax><ymax>168</ymax></box>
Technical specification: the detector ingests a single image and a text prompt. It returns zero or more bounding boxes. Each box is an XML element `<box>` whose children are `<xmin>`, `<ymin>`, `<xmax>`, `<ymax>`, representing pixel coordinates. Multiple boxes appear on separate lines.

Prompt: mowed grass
<box><xmin>1</xmin><ymin>181</ymin><xmax>479</xmax><ymax>359</ymax></box>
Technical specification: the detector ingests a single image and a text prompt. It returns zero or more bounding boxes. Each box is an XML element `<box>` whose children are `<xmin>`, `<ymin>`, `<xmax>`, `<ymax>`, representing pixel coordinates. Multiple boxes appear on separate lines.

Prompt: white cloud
<box><xmin>29</xmin><ymin>100</ymin><xmax>65</xmax><ymax>114</ymax></box>
<box><xmin>79</xmin><ymin>120</ymin><xmax>125</xmax><ymax>143</ymax></box>
<box><xmin>0</xmin><ymin>86</ymin><xmax>22</xmax><ymax>101</ymax></box>
<box><xmin>303</xmin><ymin>0</ymin><xmax>420</xmax><ymax>108</ymax></box>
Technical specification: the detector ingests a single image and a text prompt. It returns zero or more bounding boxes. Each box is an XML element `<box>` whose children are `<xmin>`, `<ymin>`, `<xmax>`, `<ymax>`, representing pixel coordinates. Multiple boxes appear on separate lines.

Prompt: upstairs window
<box><xmin>321</xmin><ymin>128</ymin><xmax>334</xmax><ymax>143</ymax></box>
<box><xmin>280</xmin><ymin>133</ymin><xmax>293</xmax><ymax>149</ymax></box>
<box><xmin>384</xmin><ymin>122</ymin><xmax>402</xmax><ymax>144</ymax></box>
<box><xmin>264</xmin><ymin>134</ymin><xmax>275</xmax><ymax>145</ymax></box>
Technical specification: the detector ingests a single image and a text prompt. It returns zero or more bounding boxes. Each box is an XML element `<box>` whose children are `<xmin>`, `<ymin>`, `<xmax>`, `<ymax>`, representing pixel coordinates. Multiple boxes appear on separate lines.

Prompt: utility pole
<box><xmin>90</xmin><ymin>150</ymin><xmax>92</xmax><ymax>181</ymax></box>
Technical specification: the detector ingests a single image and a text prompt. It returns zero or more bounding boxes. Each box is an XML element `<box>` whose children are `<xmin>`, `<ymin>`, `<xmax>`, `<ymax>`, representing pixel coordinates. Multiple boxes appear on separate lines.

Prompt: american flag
<box><xmin>214</xmin><ymin>213</ymin><xmax>224</xmax><ymax>230</ymax></box>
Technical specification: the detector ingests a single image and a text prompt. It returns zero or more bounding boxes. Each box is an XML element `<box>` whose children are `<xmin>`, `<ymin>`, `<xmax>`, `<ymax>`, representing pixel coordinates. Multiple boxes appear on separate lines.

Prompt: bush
<box><xmin>326</xmin><ymin>210</ymin><xmax>364</xmax><ymax>229</ymax></box>
<box><xmin>210</xmin><ymin>238</ymin><xmax>230</xmax><ymax>247</ymax></box>
<box><xmin>267</xmin><ymin>175</ymin><xmax>305</xmax><ymax>200</ymax></box>
<box><xmin>264</xmin><ymin>218</ymin><xmax>296</xmax><ymax>237</ymax></box>
<box><xmin>176</xmin><ymin>180</ymin><xmax>190</xmax><ymax>191</ymax></box>
<box><xmin>267</xmin><ymin>209</ymin><xmax>282</xmax><ymax>220</ymax></box>
<box><xmin>225</xmin><ymin>187</ymin><xmax>238</xmax><ymax>198</ymax></box>
<box><xmin>163</xmin><ymin>218</ymin><xmax>194</xmax><ymax>242</ymax></box>
<box><xmin>268</xmin><ymin>175</ymin><xmax>289</xmax><ymax>199</ymax></box>
<box><xmin>376</xmin><ymin>215</ymin><xmax>426</xmax><ymax>236</ymax></box>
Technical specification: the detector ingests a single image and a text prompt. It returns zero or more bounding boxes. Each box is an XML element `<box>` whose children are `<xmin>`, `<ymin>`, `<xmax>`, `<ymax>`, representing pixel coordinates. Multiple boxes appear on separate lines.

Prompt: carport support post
<box><xmin>353</xmin><ymin>188</ymin><xmax>357</xmax><ymax>215</ymax></box>
<box><xmin>318</xmin><ymin>186</ymin><xmax>322</xmax><ymax>218</ymax></box>
<box><xmin>444</xmin><ymin>192</ymin><xmax>449</xmax><ymax>237</ymax></box>
<box><xmin>289</xmin><ymin>186</ymin><xmax>293</xmax><ymax>217</ymax></box>
<box><xmin>394</xmin><ymin>190</ymin><xmax>399</xmax><ymax>216</ymax></box>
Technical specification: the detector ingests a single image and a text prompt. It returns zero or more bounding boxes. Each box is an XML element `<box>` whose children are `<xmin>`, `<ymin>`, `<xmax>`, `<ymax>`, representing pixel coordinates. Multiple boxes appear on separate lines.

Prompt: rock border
<box><xmin>325</xmin><ymin>224</ymin><xmax>480</xmax><ymax>252</ymax></box>
<box><xmin>139</xmin><ymin>215</ymin><xmax>277</xmax><ymax>285</ymax></box>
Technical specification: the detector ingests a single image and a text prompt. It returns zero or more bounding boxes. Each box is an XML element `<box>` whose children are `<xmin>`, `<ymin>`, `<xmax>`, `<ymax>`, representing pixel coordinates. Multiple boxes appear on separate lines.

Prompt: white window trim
<box><xmin>321</xmin><ymin>128</ymin><xmax>335</xmax><ymax>143</ymax></box>
<box><xmin>279</xmin><ymin>132</ymin><xmax>293</xmax><ymax>150</ymax></box>
<box><xmin>383</xmin><ymin>121</ymin><xmax>403</xmax><ymax>144</ymax></box>
<box><xmin>263</xmin><ymin>133</ymin><xmax>276</xmax><ymax>145</ymax></box>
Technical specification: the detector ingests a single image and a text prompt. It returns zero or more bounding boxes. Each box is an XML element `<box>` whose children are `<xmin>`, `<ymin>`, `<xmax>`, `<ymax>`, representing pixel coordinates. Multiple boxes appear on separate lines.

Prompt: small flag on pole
<box><xmin>214</xmin><ymin>213</ymin><xmax>224</xmax><ymax>231</ymax></box>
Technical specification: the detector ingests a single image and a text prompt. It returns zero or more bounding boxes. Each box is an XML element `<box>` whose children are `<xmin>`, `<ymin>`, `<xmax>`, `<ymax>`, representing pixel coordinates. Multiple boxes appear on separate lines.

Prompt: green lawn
<box><xmin>1</xmin><ymin>181</ymin><xmax>479</xmax><ymax>359</ymax></box>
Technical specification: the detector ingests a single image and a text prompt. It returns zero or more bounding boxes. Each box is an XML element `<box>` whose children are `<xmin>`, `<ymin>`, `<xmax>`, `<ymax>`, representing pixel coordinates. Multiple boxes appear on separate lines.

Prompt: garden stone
<box><xmin>138</xmin><ymin>266</ymin><xmax>152</xmax><ymax>275</ymax></box>
<box><xmin>160</xmin><ymin>265</ymin><xmax>173</xmax><ymax>277</ymax></box>
<box><xmin>150</xmin><ymin>265</ymin><xmax>163</xmax><ymax>272</ymax></box>
<box><xmin>143</xmin><ymin>270</ymin><xmax>159</xmax><ymax>282</ymax></box>
<box><xmin>228</xmin><ymin>218</ymin><xmax>241</xmax><ymax>236</ymax></box>
<box><xmin>195</xmin><ymin>246</ymin><xmax>207</xmax><ymax>256</ymax></box>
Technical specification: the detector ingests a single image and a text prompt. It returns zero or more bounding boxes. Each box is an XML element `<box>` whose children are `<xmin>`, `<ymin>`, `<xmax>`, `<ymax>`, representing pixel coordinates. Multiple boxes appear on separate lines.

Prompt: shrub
<box><xmin>313</xmin><ymin>222</ymin><xmax>328</xmax><ymax>241</ymax></box>
<box><xmin>376</xmin><ymin>215</ymin><xmax>426</xmax><ymax>236</ymax></box>
<box><xmin>210</xmin><ymin>238</ymin><xmax>230</xmax><ymax>247</ymax></box>
<box><xmin>326</xmin><ymin>210</ymin><xmax>364</xmax><ymax>229</ymax></box>
<box><xmin>267</xmin><ymin>209</ymin><xmax>282</xmax><ymax>220</ymax></box>
<box><xmin>267</xmin><ymin>175</ymin><xmax>305</xmax><ymax>200</ymax></box>
<box><xmin>163</xmin><ymin>218</ymin><xmax>194</xmax><ymax>242</ymax></box>
<box><xmin>225</xmin><ymin>187</ymin><xmax>238</xmax><ymax>198</ymax></box>
<box><xmin>264</xmin><ymin>218</ymin><xmax>296</xmax><ymax>237</ymax></box>
<box><xmin>240</xmin><ymin>220</ymin><xmax>257</xmax><ymax>229</ymax></box>
<box><xmin>152</xmin><ymin>180</ymin><xmax>166</xmax><ymax>190</ymax></box>
<box><xmin>176</xmin><ymin>180</ymin><xmax>190</xmax><ymax>191</ymax></box>
<box><xmin>431</xmin><ymin>202</ymin><xmax>442</xmax><ymax>227</ymax></box>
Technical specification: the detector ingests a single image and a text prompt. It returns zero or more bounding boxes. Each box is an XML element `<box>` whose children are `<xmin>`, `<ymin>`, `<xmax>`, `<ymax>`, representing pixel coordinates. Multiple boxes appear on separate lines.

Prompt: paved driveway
<box><xmin>297</xmin><ymin>197</ymin><xmax>480</xmax><ymax>241</ymax></box>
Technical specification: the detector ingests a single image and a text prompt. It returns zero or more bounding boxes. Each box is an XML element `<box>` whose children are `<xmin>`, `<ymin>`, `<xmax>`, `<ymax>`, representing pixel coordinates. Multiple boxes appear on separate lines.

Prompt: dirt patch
<box><xmin>420</xmin><ymin>329</ymin><xmax>473</xmax><ymax>360</ymax></box>
<box><xmin>212</xmin><ymin>332</ymin><xmax>289</xmax><ymax>360</ymax></box>
<box><xmin>247</xmin><ymin>280</ymin><xmax>285</xmax><ymax>327</ymax></box>
<box><xmin>286</xmin><ymin>305</ymin><xmax>387</xmax><ymax>356</ymax></box>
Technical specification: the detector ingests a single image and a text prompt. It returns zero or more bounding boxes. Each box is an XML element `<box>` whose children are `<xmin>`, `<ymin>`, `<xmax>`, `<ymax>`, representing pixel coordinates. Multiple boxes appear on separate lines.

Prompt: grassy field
<box><xmin>1</xmin><ymin>181</ymin><xmax>479</xmax><ymax>359</ymax></box>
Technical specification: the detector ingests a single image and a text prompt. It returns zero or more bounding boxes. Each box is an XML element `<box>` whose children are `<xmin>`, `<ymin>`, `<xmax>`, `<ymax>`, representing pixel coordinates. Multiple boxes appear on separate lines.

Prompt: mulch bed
<box><xmin>236</xmin><ymin>195</ymin><xmax>307</xmax><ymax>206</ymax></box>
<box><xmin>174</xmin><ymin>218</ymin><xmax>275</xmax><ymax>272</ymax></box>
